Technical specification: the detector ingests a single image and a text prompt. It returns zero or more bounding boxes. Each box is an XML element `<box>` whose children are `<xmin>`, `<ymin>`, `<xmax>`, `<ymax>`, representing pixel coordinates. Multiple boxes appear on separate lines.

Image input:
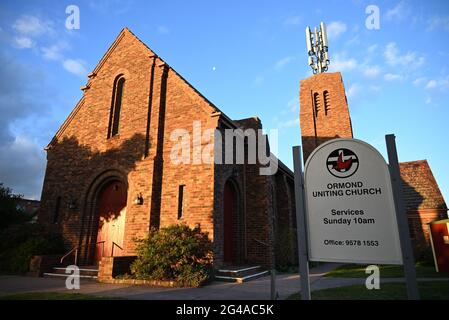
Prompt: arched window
<box><xmin>53</xmin><ymin>196</ymin><xmax>61</xmax><ymax>224</ymax></box>
<box><xmin>313</xmin><ymin>92</ymin><xmax>320</xmax><ymax>118</ymax></box>
<box><xmin>108</xmin><ymin>75</ymin><xmax>125</xmax><ymax>138</ymax></box>
<box><xmin>323</xmin><ymin>90</ymin><xmax>330</xmax><ymax>116</ymax></box>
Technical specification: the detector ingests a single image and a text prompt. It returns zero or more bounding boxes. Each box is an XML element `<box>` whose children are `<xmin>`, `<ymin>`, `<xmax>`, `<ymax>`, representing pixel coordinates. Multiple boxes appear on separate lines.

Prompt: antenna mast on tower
<box><xmin>305</xmin><ymin>22</ymin><xmax>330</xmax><ymax>74</ymax></box>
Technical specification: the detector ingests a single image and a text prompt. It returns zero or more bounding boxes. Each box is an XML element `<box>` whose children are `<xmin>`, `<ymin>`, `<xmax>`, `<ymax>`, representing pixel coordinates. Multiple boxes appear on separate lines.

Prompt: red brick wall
<box><xmin>407</xmin><ymin>209</ymin><xmax>448</xmax><ymax>261</ymax></box>
<box><xmin>39</xmin><ymin>29</ymin><xmax>217</xmax><ymax>262</ymax></box>
<box><xmin>39</xmin><ymin>28</ymin><xmax>294</xmax><ymax>269</ymax></box>
<box><xmin>273</xmin><ymin>171</ymin><xmax>297</xmax><ymax>267</ymax></box>
<box><xmin>400</xmin><ymin>160</ymin><xmax>448</xmax><ymax>255</ymax></box>
<box><xmin>212</xmin><ymin>117</ymin><xmax>276</xmax><ymax>267</ymax></box>
<box><xmin>299</xmin><ymin>72</ymin><xmax>353</xmax><ymax>162</ymax></box>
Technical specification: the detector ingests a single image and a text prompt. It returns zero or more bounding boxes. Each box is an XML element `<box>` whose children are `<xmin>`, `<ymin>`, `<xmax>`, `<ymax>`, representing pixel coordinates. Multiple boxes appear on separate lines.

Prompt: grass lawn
<box><xmin>0</xmin><ymin>292</ymin><xmax>123</xmax><ymax>300</ymax></box>
<box><xmin>325</xmin><ymin>263</ymin><xmax>448</xmax><ymax>278</ymax></box>
<box><xmin>288</xmin><ymin>281</ymin><xmax>449</xmax><ymax>300</ymax></box>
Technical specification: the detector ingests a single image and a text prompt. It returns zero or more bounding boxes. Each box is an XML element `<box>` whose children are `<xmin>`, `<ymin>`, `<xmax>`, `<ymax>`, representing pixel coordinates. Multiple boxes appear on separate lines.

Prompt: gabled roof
<box><xmin>48</xmin><ymin>27</ymin><xmax>231</xmax><ymax>148</ymax></box>
<box><xmin>400</xmin><ymin>160</ymin><xmax>447</xmax><ymax>211</ymax></box>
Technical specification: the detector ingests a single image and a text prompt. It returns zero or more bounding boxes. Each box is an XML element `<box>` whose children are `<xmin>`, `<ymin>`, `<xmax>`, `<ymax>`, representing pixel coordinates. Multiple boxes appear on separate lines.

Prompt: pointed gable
<box><xmin>400</xmin><ymin>160</ymin><xmax>447</xmax><ymax>211</ymax></box>
<box><xmin>47</xmin><ymin>27</ymin><xmax>223</xmax><ymax>149</ymax></box>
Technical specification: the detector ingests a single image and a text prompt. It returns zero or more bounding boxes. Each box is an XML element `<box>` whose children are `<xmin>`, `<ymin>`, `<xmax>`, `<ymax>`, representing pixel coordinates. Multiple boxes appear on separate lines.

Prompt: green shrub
<box><xmin>0</xmin><ymin>224</ymin><xmax>66</xmax><ymax>274</ymax></box>
<box><xmin>130</xmin><ymin>224</ymin><xmax>213</xmax><ymax>287</ymax></box>
<box><xmin>0</xmin><ymin>183</ymin><xmax>66</xmax><ymax>274</ymax></box>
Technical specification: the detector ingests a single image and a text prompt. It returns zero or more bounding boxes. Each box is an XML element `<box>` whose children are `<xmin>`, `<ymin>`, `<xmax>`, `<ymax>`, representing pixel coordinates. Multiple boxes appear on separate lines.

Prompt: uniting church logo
<box><xmin>326</xmin><ymin>148</ymin><xmax>359</xmax><ymax>178</ymax></box>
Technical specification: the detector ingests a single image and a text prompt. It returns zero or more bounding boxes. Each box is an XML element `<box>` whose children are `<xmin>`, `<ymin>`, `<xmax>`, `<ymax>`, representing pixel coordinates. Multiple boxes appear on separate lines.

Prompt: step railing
<box><xmin>60</xmin><ymin>241</ymin><xmax>105</xmax><ymax>266</ymax></box>
<box><xmin>111</xmin><ymin>241</ymin><xmax>123</xmax><ymax>257</ymax></box>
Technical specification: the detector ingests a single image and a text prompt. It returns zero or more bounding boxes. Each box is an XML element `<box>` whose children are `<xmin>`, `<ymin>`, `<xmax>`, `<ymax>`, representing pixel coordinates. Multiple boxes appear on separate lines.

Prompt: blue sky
<box><xmin>0</xmin><ymin>0</ymin><xmax>448</xmax><ymax>203</ymax></box>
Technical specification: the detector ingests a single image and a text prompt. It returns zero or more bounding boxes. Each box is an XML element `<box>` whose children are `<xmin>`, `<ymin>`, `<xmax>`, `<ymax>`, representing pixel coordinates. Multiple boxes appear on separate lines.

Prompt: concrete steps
<box><xmin>215</xmin><ymin>265</ymin><xmax>269</xmax><ymax>283</ymax></box>
<box><xmin>43</xmin><ymin>265</ymin><xmax>98</xmax><ymax>280</ymax></box>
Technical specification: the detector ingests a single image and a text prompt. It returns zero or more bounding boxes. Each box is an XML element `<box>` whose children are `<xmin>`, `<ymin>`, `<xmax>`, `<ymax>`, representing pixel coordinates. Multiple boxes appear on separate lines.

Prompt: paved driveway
<box><xmin>0</xmin><ymin>263</ymin><xmax>339</xmax><ymax>300</ymax></box>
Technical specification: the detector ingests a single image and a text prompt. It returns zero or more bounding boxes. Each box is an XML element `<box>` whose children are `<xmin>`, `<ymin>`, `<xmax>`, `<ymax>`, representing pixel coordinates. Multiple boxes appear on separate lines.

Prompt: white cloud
<box><xmin>363</xmin><ymin>65</ymin><xmax>380</xmax><ymax>78</ymax></box>
<box><xmin>346</xmin><ymin>83</ymin><xmax>361</xmax><ymax>99</ymax></box>
<box><xmin>88</xmin><ymin>0</ymin><xmax>132</xmax><ymax>15</ymax></box>
<box><xmin>287</xmin><ymin>97</ymin><xmax>298</xmax><ymax>113</ymax></box>
<box><xmin>326</xmin><ymin>21</ymin><xmax>347</xmax><ymax>39</ymax></box>
<box><xmin>384</xmin><ymin>73</ymin><xmax>403</xmax><ymax>81</ymax></box>
<box><xmin>369</xmin><ymin>85</ymin><xmax>381</xmax><ymax>92</ymax></box>
<box><xmin>329</xmin><ymin>53</ymin><xmax>357</xmax><ymax>72</ymax></box>
<box><xmin>413</xmin><ymin>77</ymin><xmax>427</xmax><ymax>86</ymax></box>
<box><xmin>384</xmin><ymin>42</ymin><xmax>425</xmax><ymax>68</ymax></box>
<box><xmin>14</xmin><ymin>36</ymin><xmax>33</xmax><ymax>49</ymax></box>
<box><xmin>427</xmin><ymin>16</ymin><xmax>449</xmax><ymax>32</ymax></box>
<box><xmin>63</xmin><ymin>59</ymin><xmax>88</xmax><ymax>76</ymax></box>
<box><xmin>284</xmin><ymin>16</ymin><xmax>301</xmax><ymax>26</ymax></box>
<box><xmin>426</xmin><ymin>80</ymin><xmax>437</xmax><ymax>89</ymax></box>
<box><xmin>12</xmin><ymin>15</ymin><xmax>53</xmax><ymax>37</ymax></box>
<box><xmin>279</xmin><ymin>117</ymin><xmax>299</xmax><ymax>128</ymax></box>
<box><xmin>254</xmin><ymin>75</ymin><xmax>264</xmax><ymax>86</ymax></box>
<box><xmin>274</xmin><ymin>56</ymin><xmax>294</xmax><ymax>70</ymax></box>
<box><xmin>0</xmin><ymin>135</ymin><xmax>46</xmax><ymax>200</ymax></box>
<box><xmin>157</xmin><ymin>26</ymin><xmax>170</xmax><ymax>35</ymax></box>
<box><xmin>425</xmin><ymin>78</ymin><xmax>449</xmax><ymax>90</ymax></box>
<box><xmin>41</xmin><ymin>42</ymin><xmax>69</xmax><ymax>60</ymax></box>
<box><xmin>367</xmin><ymin>44</ymin><xmax>378</xmax><ymax>54</ymax></box>
<box><xmin>386</xmin><ymin>1</ymin><xmax>410</xmax><ymax>21</ymax></box>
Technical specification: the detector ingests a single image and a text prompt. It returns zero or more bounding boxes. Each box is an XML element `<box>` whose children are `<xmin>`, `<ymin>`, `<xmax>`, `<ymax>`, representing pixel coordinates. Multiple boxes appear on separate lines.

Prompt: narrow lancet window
<box><xmin>108</xmin><ymin>75</ymin><xmax>125</xmax><ymax>138</ymax></box>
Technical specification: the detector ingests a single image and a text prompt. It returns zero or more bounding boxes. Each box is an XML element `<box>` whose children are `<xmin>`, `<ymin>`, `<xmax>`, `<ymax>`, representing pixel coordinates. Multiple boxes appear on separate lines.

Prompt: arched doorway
<box><xmin>223</xmin><ymin>180</ymin><xmax>243</xmax><ymax>264</ymax></box>
<box><xmin>94</xmin><ymin>180</ymin><xmax>127</xmax><ymax>263</ymax></box>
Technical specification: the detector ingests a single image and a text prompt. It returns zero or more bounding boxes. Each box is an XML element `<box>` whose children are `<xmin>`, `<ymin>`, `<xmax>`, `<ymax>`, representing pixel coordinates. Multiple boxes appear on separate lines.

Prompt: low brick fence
<box><xmin>97</xmin><ymin>255</ymin><xmax>181</xmax><ymax>287</ymax></box>
<box><xmin>28</xmin><ymin>254</ymin><xmax>63</xmax><ymax>277</ymax></box>
<box><xmin>98</xmin><ymin>256</ymin><xmax>136</xmax><ymax>280</ymax></box>
<box><xmin>99</xmin><ymin>278</ymin><xmax>180</xmax><ymax>287</ymax></box>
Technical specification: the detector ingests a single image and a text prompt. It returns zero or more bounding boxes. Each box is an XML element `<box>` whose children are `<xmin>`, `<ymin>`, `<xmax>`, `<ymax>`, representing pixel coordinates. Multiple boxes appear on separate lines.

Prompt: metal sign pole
<box><xmin>292</xmin><ymin>146</ymin><xmax>311</xmax><ymax>300</ymax></box>
<box><xmin>385</xmin><ymin>134</ymin><xmax>420</xmax><ymax>300</ymax></box>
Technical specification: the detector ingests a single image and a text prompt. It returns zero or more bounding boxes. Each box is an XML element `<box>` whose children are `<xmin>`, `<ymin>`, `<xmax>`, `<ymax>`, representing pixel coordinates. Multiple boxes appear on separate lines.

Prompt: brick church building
<box><xmin>38</xmin><ymin>27</ymin><xmax>446</xmax><ymax>272</ymax></box>
<box><xmin>38</xmin><ymin>28</ymin><xmax>296</xmax><ymax>269</ymax></box>
<box><xmin>299</xmin><ymin>72</ymin><xmax>448</xmax><ymax>259</ymax></box>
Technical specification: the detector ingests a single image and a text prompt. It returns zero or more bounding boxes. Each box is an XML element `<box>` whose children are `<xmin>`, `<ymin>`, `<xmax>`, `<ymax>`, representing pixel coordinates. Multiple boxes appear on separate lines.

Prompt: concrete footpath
<box><xmin>0</xmin><ymin>263</ymin><xmax>339</xmax><ymax>300</ymax></box>
<box><xmin>2</xmin><ymin>263</ymin><xmax>447</xmax><ymax>300</ymax></box>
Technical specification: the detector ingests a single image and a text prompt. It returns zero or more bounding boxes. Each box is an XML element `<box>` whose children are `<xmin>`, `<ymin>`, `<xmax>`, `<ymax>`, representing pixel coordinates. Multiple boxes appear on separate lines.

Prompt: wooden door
<box><xmin>95</xmin><ymin>181</ymin><xmax>127</xmax><ymax>263</ymax></box>
<box><xmin>223</xmin><ymin>182</ymin><xmax>235</xmax><ymax>264</ymax></box>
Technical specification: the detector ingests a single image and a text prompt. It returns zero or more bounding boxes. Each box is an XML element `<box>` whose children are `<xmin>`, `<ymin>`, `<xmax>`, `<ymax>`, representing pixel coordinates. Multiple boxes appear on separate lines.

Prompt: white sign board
<box><xmin>304</xmin><ymin>138</ymin><xmax>402</xmax><ymax>264</ymax></box>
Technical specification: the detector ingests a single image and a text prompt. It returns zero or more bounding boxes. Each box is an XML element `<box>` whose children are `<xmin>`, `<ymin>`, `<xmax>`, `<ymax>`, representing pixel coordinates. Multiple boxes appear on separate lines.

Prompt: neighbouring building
<box><xmin>299</xmin><ymin>71</ymin><xmax>448</xmax><ymax>258</ymax></box>
<box><xmin>38</xmin><ymin>28</ymin><xmax>296</xmax><ymax>269</ymax></box>
<box><xmin>16</xmin><ymin>198</ymin><xmax>40</xmax><ymax>216</ymax></box>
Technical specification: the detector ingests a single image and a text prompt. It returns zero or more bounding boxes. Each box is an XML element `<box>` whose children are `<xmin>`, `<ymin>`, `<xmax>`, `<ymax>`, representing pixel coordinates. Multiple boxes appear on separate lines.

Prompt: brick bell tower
<box><xmin>299</xmin><ymin>72</ymin><xmax>353</xmax><ymax>162</ymax></box>
<box><xmin>300</xmin><ymin>23</ymin><xmax>353</xmax><ymax>163</ymax></box>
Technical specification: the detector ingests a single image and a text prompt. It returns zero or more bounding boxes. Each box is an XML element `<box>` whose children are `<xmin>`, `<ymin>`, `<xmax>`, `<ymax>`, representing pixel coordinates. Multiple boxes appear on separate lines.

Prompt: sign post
<box><xmin>292</xmin><ymin>146</ymin><xmax>311</xmax><ymax>300</ymax></box>
<box><xmin>303</xmin><ymin>138</ymin><xmax>402</xmax><ymax>264</ymax></box>
<box><xmin>292</xmin><ymin>136</ymin><xmax>420</xmax><ymax>300</ymax></box>
<box><xmin>385</xmin><ymin>134</ymin><xmax>420</xmax><ymax>300</ymax></box>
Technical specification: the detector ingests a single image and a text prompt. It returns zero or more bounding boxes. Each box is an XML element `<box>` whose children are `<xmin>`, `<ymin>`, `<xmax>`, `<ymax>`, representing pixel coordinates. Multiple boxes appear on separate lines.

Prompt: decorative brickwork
<box><xmin>38</xmin><ymin>28</ymin><xmax>294</xmax><ymax>269</ymax></box>
<box><xmin>300</xmin><ymin>72</ymin><xmax>353</xmax><ymax>162</ymax></box>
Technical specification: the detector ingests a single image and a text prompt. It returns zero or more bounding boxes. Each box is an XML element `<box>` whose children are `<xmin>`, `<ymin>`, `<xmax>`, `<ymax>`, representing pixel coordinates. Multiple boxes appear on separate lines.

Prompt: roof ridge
<box><xmin>399</xmin><ymin>159</ymin><xmax>428</xmax><ymax>165</ymax></box>
<box><xmin>123</xmin><ymin>28</ymin><xmax>223</xmax><ymax>115</ymax></box>
<box><xmin>46</xmin><ymin>97</ymin><xmax>85</xmax><ymax>149</ymax></box>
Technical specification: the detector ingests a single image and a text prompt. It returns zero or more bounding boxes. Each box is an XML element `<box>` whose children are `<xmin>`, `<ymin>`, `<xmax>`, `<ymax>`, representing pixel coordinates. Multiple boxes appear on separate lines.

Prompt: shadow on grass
<box><xmin>288</xmin><ymin>282</ymin><xmax>449</xmax><ymax>300</ymax></box>
<box><xmin>324</xmin><ymin>264</ymin><xmax>448</xmax><ymax>278</ymax></box>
